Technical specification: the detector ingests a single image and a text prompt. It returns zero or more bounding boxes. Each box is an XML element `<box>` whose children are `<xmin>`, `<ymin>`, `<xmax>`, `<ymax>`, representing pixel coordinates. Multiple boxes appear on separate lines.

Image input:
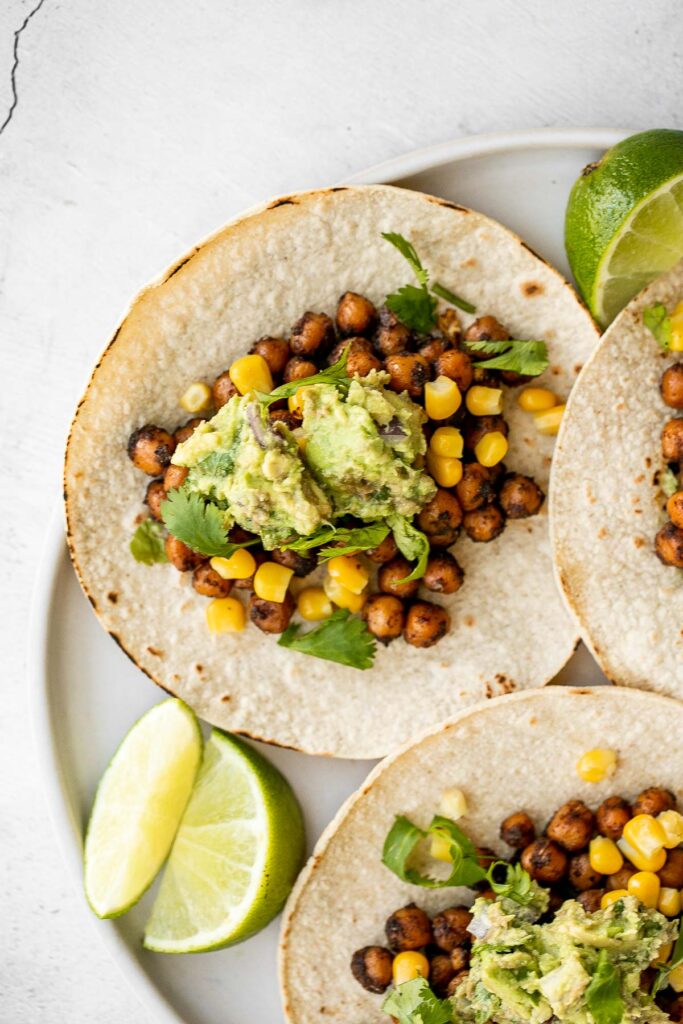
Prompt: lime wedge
<box><xmin>84</xmin><ymin>699</ymin><xmax>202</xmax><ymax>919</ymax></box>
<box><xmin>565</xmin><ymin>129</ymin><xmax>683</xmax><ymax>326</ymax></box>
<box><xmin>143</xmin><ymin>730</ymin><xmax>305</xmax><ymax>953</ymax></box>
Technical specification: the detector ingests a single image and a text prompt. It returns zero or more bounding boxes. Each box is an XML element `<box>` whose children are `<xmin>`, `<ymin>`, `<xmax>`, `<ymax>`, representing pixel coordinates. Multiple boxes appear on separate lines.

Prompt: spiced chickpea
<box><xmin>417</xmin><ymin>488</ymin><xmax>463</xmax><ymax>546</ymax></box>
<box><xmin>577</xmin><ymin>889</ymin><xmax>604</xmax><ymax>914</ymax></box>
<box><xmin>212</xmin><ymin>371</ymin><xmax>238</xmax><ymax>409</ymax></box>
<box><xmin>432</xmin><ymin>907</ymin><xmax>473</xmax><ymax>953</ymax></box>
<box><xmin>546</xmin><ymin>800</ymin><xmax>594</xmax><ymax>852</ymax></box>
<box><xmin>163</xmin><ymin>464</ymin><xmax>188</xmax><ymax>491</ymax></box>
<box><xmin>174</xmin><ymin>417</ymin><xmax>204</xmax><ymax>445</ymax></box>
<box><xmin>192</xmin><ymin>563</ymin><xmax>233</xmax><ymax>598</ymax></box>
<box><xmin>596</xmin><ymin>796</ymin><xmax>631</xmax><ymax>840</ymax></box>
<box><xmin>385</xmin><ymin>904</ymin><xmax>433</xmax><ymax>952</ymax></box>
<box><xmin>520</xmin><ymin>838</ymin><xmax>568</xmax><ymax>884</ymax></box>
<box><xmin>145</xmin><ymin>479</ymin><xmax>166</xmax><ymax>521</ymax></box>
<box><xmin>666</xmin><ymin>490</ymin><xmax>683</xmax><ymax>530</ymax></box>
<box><xmin>499</xmin><ymin>474</ymin><xmax>545</xmax><ymax>519</ymax></box>
<box><xmin>378</xmin><ymin>557</ymin><xmax>420</xmax><ymax>600</ymax></box>
<box><xmin>363</xmin><ymin>594</ymin><xmax>405</xmax><ymax>644</ymax></box>
<box><xmin>658</xmin><ymin>848</ymin><xmax>683</xmax><ymax>888</ymax></box>
<box><xmin>271</xmin><ymin>547</ymin><xmax>317</xmax><ymax>578</ymax></box>
<box><xmin>463</xmin><ymin>414</ymin><xmax>508</xmax><ymax>451</ymax></box>
<box><xmin>375</xmin><ymin>306</ymin><xmax>413</xmax><ymax>356</ymax></box>
<box><xmin>661</xmin><ymin>364</ymin><xmax>683</xmax><ymax>409</ymax></box>
<box><xmin>419</xmin><ymin>336</ymin><xmax>449</xmax><ymax>364</ymax></box>
<box><xmin>290</xmin><ymin>311</ymin><xmax>335</xmax><ymax>356</ymax></box>
<box><xmin>248</xmin><ymin>592</ymin><xmax>295</xmax><ymax>633</ymax></box>
<box><xmin>365</xmin><ymin>534</ymin><xmax>399</xmax><ymax>563</ymax></box>
<box><xmin>249</xmin><ymin>336</ymin><xmax>290</xmax><ymax>376</ymax></box>
<box><xmin>269</xmin><ymin>409</ymin><xmax>300</xmax><ymax>431</ymax></box>
<box><xmin>423</xmin><ymin>551</ymin><xmax>464</xmax><ymax>594</ymax></box>
<box><xmin>662</xmin><ymin>419</ymin><xmax>683</xmax><ymax>462</ymax></box>
<box><xmin>606</xmin><ymin>865</ymin><xmax>636</xmax><ymax>891</ymax></box>
<box><xmin>569</xmin><ymin>852</ymin><xmax>603</xmax><ymax>892</ymax></box>
<box><xmin>403</xmin><ymin>601</ymin><xmax>450</xmax><ymax>648</ymax></box>
<box><xmin>336</xmin><ymin>291</ymin><xmax>377</xmax><ymax>337</ymax></box>
<box><xmin>633</xmin><ymin>786</ymin><xmax>676</xmax><ymax>816</ymax></box>
<box><xmin>447</xmin><ymin>972</ymin><xmax>470</xmax><ymax>997</ymax></box>
<box><xmin>283</xmin><ymin>356</ymin><xmax>318</xmax><ymax>383</ymax></box>
<box><xmin>384</xmin><ymin>353</ymin><xmax>430</xmax><ymax>397</ymax></box>
<box><xmin>328</xmin><ymin>336</ymin><xmax>373</xmax><ymax>364</ymax></box>
<box><xmin>430</xmin><ymin>954</ymin><xmax>455</xmax><ymax>996</ymax></box>
<box><xmin>500</xmin><ymin>811</ymin><xmax>535</xmax><ymax>850</ymax></box>
<box><xmin>655</xmin><ymin>522</ymin><xmax>683</xmax><ymax>568</ymax></box>
<box><xmin>463</xmin><ymin>315</ymin><xmax>509</xmax><ymax>353</ymax></box>
<box><xmin>455</xmin><ymin>463</ymin><xmax>495</xmax><ymax>511</ymax></box>
<box><xmin>346</xmin><ymin>344</ymin><xmax>382</xmax><ymax>378</ymax></box>
<box><xmin>450</xmin><ymin>947</ymin><xmax>470</xmax><ymax>973</ymax></box>
<box><xmin>127</xmin><ymin>425</ymin><xmax>176</xmax><ymax>476</ymax></box>
<box><xmin>164</xmin><ymin>535</ymin><xmax>204</xmax><ymax>572</ymax></box>
<box><xmin>435</xmin><ymin>348</ymin><xmax>474</xmax><ymax>392</ymax></box>
<box><xmin>463</xmin><ymin>504</ymin><xmax>505</xmax><ymax>543</ymax></box>
<box><xmin>350</xmin><ymin>946</ymin><xmax>393</xmax><ymax>994</ymax></box>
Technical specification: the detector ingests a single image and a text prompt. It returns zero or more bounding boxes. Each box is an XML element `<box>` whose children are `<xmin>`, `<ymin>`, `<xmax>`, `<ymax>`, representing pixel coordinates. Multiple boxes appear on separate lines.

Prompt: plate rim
<box><xmin>28</xmin><ymin>125</ymin><xmax>631</xmax><ymax>1024</ymax></box>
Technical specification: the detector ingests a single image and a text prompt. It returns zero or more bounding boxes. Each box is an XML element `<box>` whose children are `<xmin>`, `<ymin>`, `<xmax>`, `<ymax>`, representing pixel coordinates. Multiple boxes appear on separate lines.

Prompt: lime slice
<box><xmin>84</xmin><ymin>699</ymin><xmax>202</xmax><ymax>919</ymax></box>
<box><xmin>143</xmin><ymin>730</ymin><xmax>305</xmax><ymax>953</ymax></box>
<box><xmin>565</xmin><ymin>129</ymin><xmax>683</xmax><ymax>326</ymax></box>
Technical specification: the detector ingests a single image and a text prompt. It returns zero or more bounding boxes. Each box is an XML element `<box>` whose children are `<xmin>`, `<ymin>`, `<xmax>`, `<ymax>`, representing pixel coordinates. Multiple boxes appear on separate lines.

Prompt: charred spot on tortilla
<box><xmin>521</xmin><ymin>280</ymin><xmax>544</xmax><ymax>297</ymax></box>
<box><xmin>146</xmin><ymin>646</ymin><xmax>164</xmax><ymax>657</ymax></box>
<box><xmin>107</xmin><ymin>591</ymin><xmax>118</xmax><ymax>604</ymax></box>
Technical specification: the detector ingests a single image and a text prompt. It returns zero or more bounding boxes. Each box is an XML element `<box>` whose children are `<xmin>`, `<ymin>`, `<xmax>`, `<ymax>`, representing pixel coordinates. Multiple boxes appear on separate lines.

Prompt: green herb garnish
<box><xmin>382</xmin><ymin>978</ymin><xmax>454</xmax><ymax>1024</ymax></box>
<box><xmin>389</xmin><ymin>515</ymin><xmax>430</xmax><ymax>583</ymax></box>
<box><xmin>653</xmin><ymin>922</ymin><xmax>683</xmax><ymax>995</ymax></box>
<box><xmin>381</xmin><ymin>814</ymin><xmax>488</xmax><ymax>889</ymax></box>
<box><xmin>130</xmin><ymin>519</ymin><xmax>168</xmax><ymax>565</ymax></box>
<box><xmin>660</xmin><ymin>466</ymin><xmax>680</xmax><ymax>498</ymax></box>
<box><xmin>383</xmin><ymin>232</ymin><xmax>475</xmax><ymax>332</ymax></box>
<box><xmin>278</xmin><ymin>609</ymin><xmax>376</xmax><ymax>669</ymax></box>
<box><xmin>464</xmin><ymin>338</ymin><xmax>549</xmax><ymax>377</ymax></box>
<box><xmin>584</xmin><ymin>949</ymin><xmax>624</xmax><ymax>1024</ymax></box>
<box><xmin>282</xmin><ymin>521</ymin><xmax>390</xmax><ymax>559</ymax></box>
<box><xmin>643</xmin><ymin>304</ymin><xmax>673</xmax><ymax>351</ymax></box>
<box><xmin>488</xmin><ymin>862</ymin><xmax>537</xmax><ymax>906</ymax></box>
<box><xmin>261</xmin><ymin>349</ymin><xmax>350</xmax><ymax>405</ymax></box>
<box><xmin>161</xmin><ymin>486</ymin><xmax>253</xmax><ymax>558</ymax></box>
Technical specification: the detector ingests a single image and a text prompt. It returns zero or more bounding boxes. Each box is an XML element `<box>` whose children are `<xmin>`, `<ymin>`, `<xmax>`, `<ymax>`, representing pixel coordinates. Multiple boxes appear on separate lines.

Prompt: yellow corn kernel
<box><xmin>392</xmin><ymin>951</ymin><xmax>430</xmax><ymax>986</ymax></box>
<box><xmin>628</xmin><ymin>870</ymin><xmax>661</xmax><ymax>909</ymax></box>
<box><xmin>210</xmin><ymin>550</ymin><xmax>257</xmax><ymax>581</ymax></box>
<box><xmin>658</xmin><ymin>887</ymin><xmax>682</xmax><ymax>918</ymax></box>
<box><xmin>327</xmin><ymin>555</ymin><xmax>369</xmax><ymax>595</ymax></box>
<box><xmin>670</xmin><ymin>963</ymin><xmax>683</xmax><ymax>993</ymax></box>
<box><xmin>430</xmin><ymin>426</ymin><xmax>464</xmax><ymax>459</ymax></box>
<box><xmin>297</xmin><ymin>587</ymin><xmax>333</xmax><ymax>622</ymax></box>
<box><xmin>517</xmin><ymin>387</ymin><xmax>557</xmax><ymax>413</ymax></box>
<box><xmin>670</xmin><ymin>302</ymin><xmax>683</xmax><ymax>352</ymax></box>
<box><xmin>427</xmin><ymin>450</ymin><xmax>463</xmax><ymax>487</ymax></box>
<box><xmin>589</xmin><ymin>836</ymin><xmax>623</xmax><ymax>875</ymax></box>
<box><xmin>533</xmin><ymin>404</ymin><xmax>566</xmax><ymax>436</ymax></box>
<box><xmin>206</xmin><ymin>597</ymin><xmax>245</xmax><ymax>633</ymax></box>
<box><xmin>179</xmin><ymin>381</ymin><xmax>212</xmax><ymax>414</ymax></box>
<box><xmin>288</xmin><ymin>390</ymin><xmax>306</xmax><ymax>418</ymax></box>
<box><xmin>658</xmin><ymin>810</ymin><xmax>683</xmax><ymax>849</ymax></box>
<box><xmin>253</xmin><ymin>562</ymin><xmax>293</xmax><ymax>603</ymax></box>
<box><xmin>323</xmin><ymin>573</ymin><xmax>367</xmax><ymax>613</ymax></box>
<box><xmin>576</xmin><ymin>748</ymin><xmax>618</xmax><ymax>783</ymax></box>
<box><xmin>229</xmin><ymin>354</ymin><xmax>273</xmax><ymax>395</ymax></box>
<box><xmin>601</xmin><ymin>889</ymin><xmax>629</xmax><ymax>910</ymax></box>
<box><xmin>653</xmin><ymin>940</ymin><xmax>674</xmax><ymax>966</ymax></box>
<box><xmin>440</xmin><ymin>787</ymin><xmax>468</xmax><ymax>821</ymax></box>
<box><xmin>623</xmin><ymin>814</ymin><xmax>667</xmax><ymax>859</ymax></box>
<box><xmin>465</xmin><ymin>385</ymin><xmax>503</xmax><ymax>416</ymax></box>
<box><xmin>617</xmin><ymin>836</ymin><xmax>667</xmax><ymax>873</ymax></box>
<box><xmin>430</xmin><ymin>834</ymin><xmax>453</xmax><ymax>863</ymax></box>
<box><xmin>425</xmin><ymin>375</ymin><xmax>462</xmax><ymax>420</ymax></box>
<box><xmin>474</xmin><ymin>431</ymin><xmax>509</xmax><ymax>468</ymax></box>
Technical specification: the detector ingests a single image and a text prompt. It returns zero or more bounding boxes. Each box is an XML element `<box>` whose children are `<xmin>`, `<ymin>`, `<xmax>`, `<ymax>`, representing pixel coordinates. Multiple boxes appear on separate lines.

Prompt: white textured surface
<box><xmin>1</xmin><ymin>1</ymin><xmax>681</xmax><ymax>1020</ymax></box>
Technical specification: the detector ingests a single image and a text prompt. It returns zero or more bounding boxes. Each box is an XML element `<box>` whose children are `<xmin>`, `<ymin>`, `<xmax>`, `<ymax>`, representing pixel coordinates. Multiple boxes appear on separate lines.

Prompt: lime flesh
<box><xmin>84</xmin><ymin>699</ymin><xmax>202</xmax><ymax>919</ymax></box>
<box><xmin>143</xmin><ymin>730</ymin><xmax>305</xmax><ymax>953</ymax></box>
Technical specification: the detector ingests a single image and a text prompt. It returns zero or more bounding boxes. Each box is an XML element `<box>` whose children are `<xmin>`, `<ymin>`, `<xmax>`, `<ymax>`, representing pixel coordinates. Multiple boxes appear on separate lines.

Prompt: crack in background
<box><xmin>0</xmin><ymin>0</ymin><xmax>48</xmax><ymax>136</ymax></box>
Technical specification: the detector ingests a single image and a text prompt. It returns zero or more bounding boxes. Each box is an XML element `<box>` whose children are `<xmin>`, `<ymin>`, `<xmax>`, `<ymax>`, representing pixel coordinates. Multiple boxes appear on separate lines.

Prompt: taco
<box><xmin>65</xmin><ymin>184</ymin><xmax>598</xmax><ymax>758</ymax></box>
<box><xmin>550</xmin><ymin>260</ymin><xmax>683</xmax><ymax>692</ymax></box>
<box><xmin>279</xmin><ymin>686</ymin><xmax>683</xmax><ymax>1024</ymax></box>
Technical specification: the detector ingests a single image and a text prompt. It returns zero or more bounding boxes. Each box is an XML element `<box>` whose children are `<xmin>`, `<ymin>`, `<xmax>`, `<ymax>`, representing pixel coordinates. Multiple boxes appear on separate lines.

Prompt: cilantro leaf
<box><xmin>382</xmin><ymin>232</ymin><xmax>430</xmax><ymax>288</ymax></box>
<box><xmin>382</xmin><ymin>814</ymin><xmax>488</xmax><ymax>889</ymax></box>
<box><xmin>386</xmin><ymin>284</ymin><xmax>438</xmax><ymax>334</ymax></box>
<box><xmin>488</xmin><ymin>862</ymin><xmax>537</xmax><ymax>906</ymax></box>
<box><xmin>653</xmin><ymin>922</ymin><xmax>683</xmax><ymax>995</ymax></box>
<box><xmin>382</xmin><ymin>978</ymin><xmax>454</xmax><ymax>1024</ymax></box>
<box><xmin>643</xmin><ymin>304</ymin><xmax>673</xmax><ymax>351</ymax></box>
<box><xmin>584</xmin><ymin>949</ymin><xmax>624</xmax><ymax>1024</ymax></box>
<box><xmin>661</xmin><ymin>466</ymin><xmax>680</xmax><ymax>498</ymax></box>
<box><xmin>281</xmin><ymin>521</ymin><xmax>390</xmax><ymax>558</ymax></box>
<box><xmin>431</xmin><ymin>281</ymin><xmax>476</xmax><ymax>315</ymax></box>
<box><xmin>464</xmin><ymin>339</ymin><xmax>549</xmax><ymax>377</ymax></box>
<box><xmin>263</xmin><ymin>349</ymin><xmax>350</xmax><ymax>405</ymax></box>
<box><xmin>161</xmin><ymin>486</ymin><xmax>244</xmax><ymax>558</ymax></box>
<box><xmin>389</xmin><ymin>515</ymin><xmax>430</xmax><ymax>583</ymax></box>
<box><xmin>278</xmin><ymin>609</ymin><xmax>376</xmax><ymax>669</ymax></box>
<box><xmin>382</xmin><ymin>232</ymin><xmax>476</xmax><ymax>319</ymax></box>
<box><xmin>130</xmin><ymin>519</ymin><xmax>168</xmax><ymax>565</ymax></box>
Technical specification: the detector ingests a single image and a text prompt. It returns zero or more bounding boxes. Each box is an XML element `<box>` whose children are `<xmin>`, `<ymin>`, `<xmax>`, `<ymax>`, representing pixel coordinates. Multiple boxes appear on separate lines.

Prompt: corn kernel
<box><xmin>425</xmin><ymin>375</ymin><xmax>462</xmax><ymax>420</ymax></box>
<box><xmin>576</xmin><ymin>748</ymin><xmax>618</xmax><ymax>783</ymax></box>
<box><xmin>671</xmin><ymin>963</ymin><xmax>683</xmax><ymax>993</ymax></box>
<box><xmin>430</xmin><ymin>426</ymin><xmax>464</xmax><ymax>459</ymax></box>
<box><xmin>517</xmin><ymin>387</ymin><xmax>557</xmax><ymax>413</ymax></box>
<box><xmin>465</xmin><ymin>385</ymin><xmax>503</xmax><ymax>416</ymax></box>
<box><xmin>430</xmin><ymin>834</ymin><xmax>453</xmax><ymax>863</ymax></box>
<box><xmin>628</xmin><ymin>870</ymin><xmax>661</xmax><ymax>908</ymax></box>
<box><xmin>439</xmin><ymin>787</ymin><xmax>468</xmax><ymax>820</ymax></box>
<box><xmin>206</xmin><ymin>597</ymin><xmax>245</xmax><ymax>633</ymax></box>
<box><xmin>288</xmin><ymin>390</ymin><xmax>306</xmax><ymax>418</ymax></box>
<box><xmin>392</xmin><ymin>951</ymin><xmax>430</xmax><ymax>985</ymax></box>
<box><xmin>658</xmin><ymin>810</ymin><xmax>683</xmax><ymax>849</ymax></box>
<box><xmin>297</xmin><ymin>587</ymin><xmax>333</xmax><ymax>622</ymax></box>
<box><xmin>253</xmin><ymin>562</ymin><xmax>293</xmax><ymax>603</ymax></box>
<box><xmin>617</xmin><ymin>836</ymin><xmax>667</xmax><ymax>873</ymax></box>
<box><xmin>179</xmin><ymin>381</ymin><xmax>212</xmax><ymax>414</ymax></box>
<box><xmin>327</xmin><ymin>555</ymin><xmax>369</xmax><ymax>595</ymax></box>
<box><xmin>623</xmin><ymin>815</ymin><xmax>667</xmax><ymax>858</ymax></box>
<box><xmin>474</xmin><ymin>431</ymin><xmax>509</xmax><ymax>468</ymax></box>
<box><xmin>533</xmin><ymin>404</ymin><xmax>566</xmax><ymax>436</ymax></box>
<box><xmin>210</xmin><ymin>550</ymin><xmax>256</xmax><ymax>581</ymax></box>
<box><xmin>589</xmin><ymin>836</ymin><xmax>623</xmax><ymax>875</ymax></box>
<box><xmin>670</xmin><ymin>302</ymin><xmax>683</xmax><ymax>352</ymax></box>
<box><xmin>601</xmin><ymin>889</ymin><xmax>629</xmax><ymax>910</ymax></box>
<box><xmin>323</xmin><ymin>573</ymin><xmax>367</xmax><ymax>613</ymax></box>
<box><xmin>229</xmin><ymin>354</ymin><xmax>273</xmax><ymax>395</ymax></box>
<box><xmin>658</xmin><ymin>888</ymin><xmax>682</xmax><ymax>918</ymax></box>
<box><xmin>427</xmin><ymin>450</ymin><xmax>463</xmax><ymax>487</ymax></box>
<box><xmin>653</xmin><ymin>940</ymin><xmax>674</xmax><ymax>966</ymax></box>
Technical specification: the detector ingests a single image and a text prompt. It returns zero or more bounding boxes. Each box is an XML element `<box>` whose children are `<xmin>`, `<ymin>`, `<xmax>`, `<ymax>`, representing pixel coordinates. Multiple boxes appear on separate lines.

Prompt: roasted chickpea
<box><xmin>347</xmin><ymin>343</ymin><xmax>382</xmax><ymax>378</ymax></box>
<box><xmin>655</xmin><ymin>522</ymin><xmax>683</xmax><ymax>568</ymax></box>
<box><xmin>606</xmin><ymin>865</ymin><xmax>636</xmax><ymax>891</ymax></box>
<box><xmin>463</xmin><ymin>315</ymin><xmax>509</xmax><ymax>353</ymax></box>
<box><xmin>248</xmin><ymin>591</ymin><xmax>295</xmax><ymax>633</ymax></box>
<box><xmin>271</xmin><ymin>547</ymin><xmax>317</xmax><ymax>578</ymax></box>
<box><xmin>417</xmin><ymin>488</ymin><xmax>463</xmax><ymax>546</ymax></box>
<box><xmin>455</xmin><ymin>463</ymin><xmax>495</xmax><ymax>512</ymax></box>
<box><xmin>385</xmin><ymin>904</ymin><xmax>433</xmax><ymax>952</ymax></box>
<box><xmin>499</xmin><ymin>369</ymin><xmax>534</xmax><ymax>387</ymax></box>
<box><xmin>658</xmin><ymin>848</ymin><xmax>683</xmax><ymax>888</ymax></box>
<box><xmin>127</xmin><ymin>425</ymin><xmax>176</xmax><ymax>476</ymax></box>
<box><xmin>145</xmin><ymin>479</ymin><xmax>166</xmax><ymax>521</ymax></box>
<box><xmin>384</xmin><ymin>353</ymin><xmax>430</xmax><ymax>397</ymax></box>
<box><xmin>350</xmin><ymin>946</ymin><xmax>393</xmax><ymax>994</ymax></box>
<box><xmin>283</xmin><ymin>356</ymin><xmax>318</xmax><ymax>383</ymax></box>
<box><xmin>577</xmin><ymin>889</ymin><xmax>604</xmax><ymax>914</ymax></box>
<box><xmin>446</xmin><ymin>971</ymin><xmax>469</xmax><ymax>997</ymax></box>
<box><xmin>163</xmin><ymin>464</ymin><xmax>188</xmax><ymax>492</ymax></box>
<box><xmin>423</xmin><ymin>551</ymin><xmax>464</xmax><ymax>594</ymax></box>
<box><xmin>269</xmin><ymin>409</ymin><xmax>300</xmax><ymax>431</ymax></box>
<box><xmin>633</xmin><ymin>787</ymin><xmax>676</xmax><ymax>816</ymax></box>
<box><xmin>174</xmin><ymin>417</ymin><xmax>204</xmax><ymax>445</ymax></box>
<box><xmin>437</xmin><ymin>308</ymin><xmax>462</xmax><ymax>343</ymax></box>
<box><xmin>547</xmin><ymin>888</ymin><xmax>566</xmax><ymax>915</ymax></box>
<box><xmin>233</xmin><ymin>549</ymin><xmax>267</xmax><ymax>589</ymax></box>
<box><xmin>192</xmin><ymin>563</ymin><xmax>233</xmax><ymax>598</ymax></box>
<box><xmin>499</xmin><ymin>474</ymin><xmax>545</xmax><ymax>519</ymax></box>
<box><xmin>462</xmin><ymin>504</ymin><xmax>505</xmax><ymax>543</ymax></box>
<box><xmin>450</xmin><ymin>947</ymin><xmax>470</xmax><ymax>973</ymax></box>
<box><xmin>212</xmin><ymin>371</ymin><xmax>238</xmax><ymax>409</ymax></box>
<box><xmin>569</xmin><ymin>852</ymin><xmax>603</xmax><ymax>891</ymax></box>
<box><xmin>375</xmin><ymin>306</ymin><xmax>413</xmax><ymax>356</ymax></box>
<box><xmin>403</xmin><ymin>601</ymin><xmax>450</xmax><ymax>648</ymax></box>
<box><xmin>432</xmin><ymin>907</ymin><xmax>472</xmax><ymax>953</ymax></box>
<box><xmin>430</xmin><ymin>954</ymin><xmax>455</xmax><ymax>996</ymax></box>
<box><xmin>500</xmin><ymin>812</ymin><xmax>536</xmax><ymax>850</ymax></box>
<box><xmin>595</xmin><ymin>796</ymin><xmax>631</xmax><ymax>841</ymax></box>
<box><xmin>365</xmin><ymin>533</ymin><xmax>399</xmax><ymax>563</ymax></box>
<box><xmin>336</xmin><ymin>291</ymin><xmax>377</xmax><ymax>337</ymax></box>
<box><xmin>378</xmin><ymin>557</ymin><xmax>421</xmax><ymax>600</ymax></box>
<box><xmin>661</xmin><ymin>364</ymin><xmax>683</xmax><ymax>410</ymax></box>
<box><xmin>663</xmin><ymin>995</ymin><xmax>683</xmax><ymax>1022</ymax></box>
<box><xmin>419</xmin><ymin>336</ymin><xmax>449</xmax><ymax>364</ymax></box>
<box><xmin>290</xmin><ymin>311</ymin><xmax>335</xmax><ymax>357</ymax></box>
<box><xmin>668</xmin><ymin>491</ymin><xmax>683</xmax><ymax>529</ymax></box>
<box><xmin>662</xmin><ymin>418</ymin><xmax>683</xmax><ymax>462</ymax></box>
<box><xmin>463</xmin><ymin>415</ymin><xmax>508</xmax><ymax>452</ymax></box>
<box><xmin>363</xmin><ymin>594</ymin><xmax>405</xmax><ymax>644</ymax></box>
<box><xmin>249</xmin><ymin>336</ymin><xmax>290</xmax><ymax>376</ymax></box>
<box><xmin>435</xmin><ymin>348</ymin><xmax>474</xmax><ymax>392</ymax></box>
<box><xmin>520</xmin><ymin>838</ymin><xmax>568</xmax><ymax>884</ymax></box>
<box><xmin>546</xmin><ymin>800</ymin><xmax>594</xmax><ymax>852</ymax></box>
<box><xmin>328</xmin><ymin>336</ymin><xmax>372</xmax><ymax>364</ymax></box>
<box><xmin>164</xmin><ymin>535</ymin><xmax>204</xmax><ymax>572</ymax></box>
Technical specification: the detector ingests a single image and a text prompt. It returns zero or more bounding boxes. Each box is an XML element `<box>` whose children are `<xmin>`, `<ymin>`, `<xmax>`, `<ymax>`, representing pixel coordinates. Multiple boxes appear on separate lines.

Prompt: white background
<box><xmin>1</xmin><ymin>1</ymin><xmax>681</xmax><ymax>1019</ymax></box>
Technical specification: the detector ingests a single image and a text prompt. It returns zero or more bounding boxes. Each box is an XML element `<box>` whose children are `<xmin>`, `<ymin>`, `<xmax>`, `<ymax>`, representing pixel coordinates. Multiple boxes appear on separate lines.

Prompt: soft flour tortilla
<box><xmin>65</xmin><ymin>184</ymin><xmax>599</xmax><ymax>758</ymax></box>
<box><xmin>550</xmin><ymin>261</ymin><xmax>683</xmax><ymax>692</ymax></box>
<box><xmin>279</xmin><ymin>686</ymin><xmax>683</xmax><ymax>1024</ymax></box>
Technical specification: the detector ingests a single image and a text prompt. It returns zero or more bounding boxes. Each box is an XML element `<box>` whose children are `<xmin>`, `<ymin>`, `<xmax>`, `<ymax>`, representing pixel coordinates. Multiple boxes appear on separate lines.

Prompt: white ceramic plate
<box><xmin>30</xmin><ymin>127</ymin><xmax>627</xmax><ymax>1024</ymax></box>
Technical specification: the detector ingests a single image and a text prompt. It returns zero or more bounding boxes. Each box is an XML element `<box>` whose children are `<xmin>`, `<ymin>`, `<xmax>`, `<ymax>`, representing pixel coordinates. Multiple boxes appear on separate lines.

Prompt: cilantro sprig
<box><xmin>261</xmin><ymin>348</ymin><xmax>350</xmax><ymax>405</ymax></box>
<box><xmin>643</xmin><ymin>304</ymin><xmax>673</xmax><ymax>351</ymax></box>
<box><xmin>584</xmin><ymin>949</ymin><xmax>624</xmax><ymax>1024</ymax></box>
<box><xmin>130</xmin><ymin>519</ymin><xmax>168</xmax><ymax>565</ymax></box>
<box><xmin>383</xmin><ymin>232</ymin><xmax>475</xmax><ymax>332</ymax></box>
<box><xmin>389</xmin><ymin>515</ymin><xmax>430</xmax><ymax>583</ymax></box>
<box><xmin>161</xmin><ymin>486</ymin><xmax>255</xmax><ymax>558</ymax></box>
<box><xmin>382</xmin><ymin>978</ymin><xmax>454</xmax><ymax>1024</ymax></box>
<box><xmin>463</xmin><ymin>338</ymin><xmax>549</xmax><ymax>377</ymax></box>
<box><xmin>282</xmin><ymin>521</ymin><xmax>390</xmax><ymax>559</ymax></box>
<box><xmin>278</xmin><ymin>609</ymin><xmax>376</xmax><ymax>669</ymax></box>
